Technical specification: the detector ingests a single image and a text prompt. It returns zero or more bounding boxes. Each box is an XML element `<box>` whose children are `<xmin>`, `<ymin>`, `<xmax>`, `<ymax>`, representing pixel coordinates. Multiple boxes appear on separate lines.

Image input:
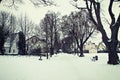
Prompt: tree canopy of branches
<box><xmin>18</xmin><ymin>14</ymin><xmax>34</xmax><ymax>39</ymax></box>
<box><xmin>0</xmin><ymin>0</ymin><xmax>55</xmax><ymax>9</ymax></box>
<box><xmin>30</xmin><ymin>0</ymin><xmax>56</xmax><ymax>7</ymax></box>
<box><xmin>70</xmin><ymin>10</ymin><xmax>96</xmax><ymax>57</ymax></box>
<box><xmin>61</xmin><ymin>10</ymin><xmax>96</xmax><ymax>56</ymax></box>
<box><xmin>40</xmin><ymin>11</ymin><xmax>60</xmax><ymax>57</ymax></box>
<box><xmin>18</xmin><ymin>14</ymin><xmax>35</xmax><ymax>53</ymax></box>
<box><xmin>74</xmin><ymin>0</ymin><xmax>120</xmax><ymax>64</ymax></box>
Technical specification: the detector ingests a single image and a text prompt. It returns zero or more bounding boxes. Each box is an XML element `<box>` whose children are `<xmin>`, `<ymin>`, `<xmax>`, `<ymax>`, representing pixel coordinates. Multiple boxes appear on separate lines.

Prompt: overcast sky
<box><xmin>0</xmin><ymin>0</ymin><xmax>120</xmax><ymax>44</ymax></box>
<box><xmin>0</xmin><ymin>0</ymin><xmax>79</xmax><ymax>24</ymax></box>
<box><xmin>0</xmin><ymin>0</ymin><xmax>119</xmax><ymax>24</ymax></box>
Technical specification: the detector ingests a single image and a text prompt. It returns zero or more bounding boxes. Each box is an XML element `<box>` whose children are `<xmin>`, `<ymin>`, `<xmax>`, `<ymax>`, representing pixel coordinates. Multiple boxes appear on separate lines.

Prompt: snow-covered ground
<box><xmin>0</xmin><ymin>53</ymin><xmax>120</xmax><ymax>80</ymax></box>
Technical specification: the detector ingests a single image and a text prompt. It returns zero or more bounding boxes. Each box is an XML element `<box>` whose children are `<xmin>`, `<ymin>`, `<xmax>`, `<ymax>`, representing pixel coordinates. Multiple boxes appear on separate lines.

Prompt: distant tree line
<box><xmin>36</xmin><ymin>10</ymin><xmax>97</xmax><ymax>58</ymax></box>
<box><xmin>0</xmin><ymin>10</ymin><xmax>97</xmax><ymax>56</ymax></box>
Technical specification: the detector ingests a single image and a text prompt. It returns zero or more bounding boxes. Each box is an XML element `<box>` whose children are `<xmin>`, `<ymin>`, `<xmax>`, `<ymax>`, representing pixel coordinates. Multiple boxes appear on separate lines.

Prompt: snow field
<box><xmin>0</xmin><ymin>53</ymin><xmax>120</xmax><ymax>80</ymax></box>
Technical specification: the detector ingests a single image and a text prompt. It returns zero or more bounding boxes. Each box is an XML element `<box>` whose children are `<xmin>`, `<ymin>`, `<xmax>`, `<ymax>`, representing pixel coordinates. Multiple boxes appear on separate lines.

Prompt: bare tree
<box><xmin>18</xmin><ymin>14</ymin><xmax>34</xmax><ymax>39</ymax></box>
<box><xmin>61</xmin><ymin>15</ymin><xmax>76</xmax><ymax>53</ymax></box>
<box><xmin>39</xmin><ymin>11</ymin><xmax>60</xmax><ymax>57</ymax></box>
<box><xmin>0</xmin><ymin>11</ymin><xmax>11</xmax><ymax>54</ymax></box>
<box><xmin>8</xmin><ymin>14</ymin><xmax>17</xmax><ymax>53</ymax></box>
<box><xmin>46</xmin><ymin>12</ymin><xmax>60</xmax><ymax>57</ymax></box>
<box><xmin>18</xmin><ymin>14</ymin><xmax>34</xmax><ymax>54</ymax></box>
<box><xmin>53</xmin><ymin>14</ymin><xmax>61</xmax><ymax>54</ymax></box>
<box><xmin>71</xmin><ymin>10</ymin><xmax>96</xmax><ymax>57</ymax></box>
<box><xmin>61</xmin><ymin>10</ymin><xmax>96</xmax><ymax>56</ymax></box>
<box><xmin>39</xmin><ymin>17</ymin><xmax>49</xmax><ymax>59</ymax></box>
<box><xmin>74</xmin><ymin>0</ymin><xmax>120</xmax><ymax>64</ymax></box>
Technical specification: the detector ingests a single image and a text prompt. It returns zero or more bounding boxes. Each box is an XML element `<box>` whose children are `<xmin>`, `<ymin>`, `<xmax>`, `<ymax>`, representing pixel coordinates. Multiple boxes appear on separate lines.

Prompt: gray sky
<box><xmin>0</xmin><ymin>0</ymin><xmax>120</xmax><ymax>44</ymax></box>
<box><xmin>0</xmin><ymin>0</ymin><xmax>79</xmax><ymax>24</ymax></box>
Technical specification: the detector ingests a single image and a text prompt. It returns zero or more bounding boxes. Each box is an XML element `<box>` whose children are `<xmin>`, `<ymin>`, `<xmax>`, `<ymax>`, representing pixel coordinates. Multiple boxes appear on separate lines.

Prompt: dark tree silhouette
<box><xmin>18</xmin><ymin>31</ymin><xmax>27</xmax><ymax>55</ymax></box>
<box><xmin>0</xmin><ymin>26</ymin><xmax>5</xmax><ymax>54</ymax></box>
<box><xmin>76</xmin><ymin>0</ymin><xmax>120</xmax><ymax>64</ymax></box>
<box><xmin>0</xmin><ymin>11</ymin><xmax>11</xmax><ymax>55</ymax></box>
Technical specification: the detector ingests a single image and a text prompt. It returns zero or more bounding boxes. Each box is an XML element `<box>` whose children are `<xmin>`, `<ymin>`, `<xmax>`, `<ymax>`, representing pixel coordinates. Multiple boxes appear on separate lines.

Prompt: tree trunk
<box><xmin>75</xmin><ymin>36</ymin><xmax>84</xmax><ymax>57</ymax></box>
<box><xmin>101</xmin><ymin>31</ymin><xmax>119</xmax><ymax>65</ymax></box>
<box><xmin>0</xmin><ymin>31</ymin><xmax>5</xmax><ymax>55</ymax></box>
<box><xmin>46</xmin><ymin>46</ymin><xmax>49</xmax><ymax>59</ymax></box>
<box><xmin>0</xmin><ymin>38</ymin><xmax>5</xmax><ymax>55</ymax></box>
<box><xmin>107</xmin><ymin>14</ymin><xmax>120</xmax><ymax>65</ymax></box>
<box><xmin>9</xmin><ymin>47</ymin><xmax>11</xmax><ymax>53</ymax></box>
<box><xmin>0</xmin><ymin>45</ymin><xmax>5</xmax><ymax>55</ymax></box>
<box><xmin>50</xmin><ymin>47</ymin><xmax>54</xmax><ymax>57</ymax></box>
<box><xmin>79</xmin><ymin>44</ymin><xmax>84</xmax><ymax>57</ymax></box>
<box><xmin>107</xmin><ymin>40</ymin><xmax>119</xmax><ymax>65</ymax></box>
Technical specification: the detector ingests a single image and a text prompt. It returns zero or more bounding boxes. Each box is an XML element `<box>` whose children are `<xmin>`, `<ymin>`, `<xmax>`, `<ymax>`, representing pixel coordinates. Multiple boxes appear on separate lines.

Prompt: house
<box><xmin>84</xmin><ymin>41</ymin><xmax>98</xmax><ymax>53</ymax></box>
<box><xmin>4</xmin><ymin>33</ymin><xmax>19</xmax><ymax>54</ymax></box>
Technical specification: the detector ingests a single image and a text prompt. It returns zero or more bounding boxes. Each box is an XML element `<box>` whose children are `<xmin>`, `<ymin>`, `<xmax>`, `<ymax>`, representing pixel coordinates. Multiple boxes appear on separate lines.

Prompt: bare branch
<box><xmin>30</xmin><ymin>0</ymin><xmax>56</xmax><ymax>7</ymax></box>
<box><xmin>114</xmin><ymin>0</ymin><xmax>120</xmax><ymax>2</ymax></box>
<box><xmin>1</xmin><ymin>0</ymin><xmax>24</xmax><ymax>10</ymax></box>
<box><xmin>115</xmin><ymin>14</ymin><xmax>120</xmax><ymax>28</ymax></box>
<box><xmin>85</xmin><ymin>0</ymin><xmax>97</xmax><ymax>26</ymax></box>
<box><xmin>71</xmin><ymin>2</ymin><xmax>87</xmax><ymax>10</ymax></box>
<box><xmin>103</xmin><ymin>17</ymin><xmax>111</xmax><ymax>25</ymax></box>
<box><xmin>109</xmin><ymin>0</ymin><xmax>116</xmax><ymax>28</ymax></box>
